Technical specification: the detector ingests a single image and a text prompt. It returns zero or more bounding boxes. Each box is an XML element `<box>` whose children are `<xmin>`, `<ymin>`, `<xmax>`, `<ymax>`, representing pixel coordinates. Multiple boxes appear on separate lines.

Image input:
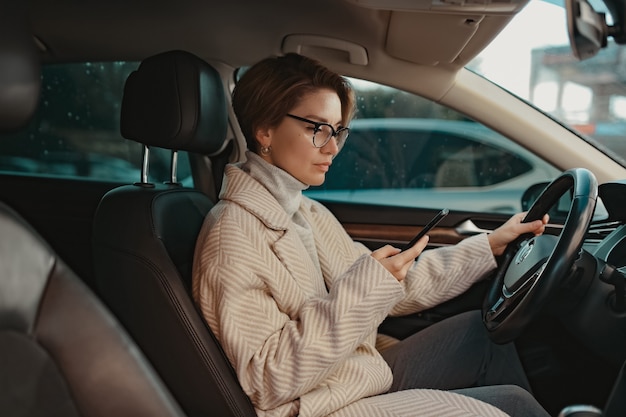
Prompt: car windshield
<box><xmin>467</xmin><ymin>0</ymin><xmax>626</xmax><ymax>165</ymax></box>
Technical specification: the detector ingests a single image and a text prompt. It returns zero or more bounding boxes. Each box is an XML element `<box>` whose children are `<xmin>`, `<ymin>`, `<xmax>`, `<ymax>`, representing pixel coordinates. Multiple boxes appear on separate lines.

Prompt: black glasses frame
<box><xmin>285</xmin><ymin>113</ymin><xmax>350</xmax><ymax>148</ymax></box>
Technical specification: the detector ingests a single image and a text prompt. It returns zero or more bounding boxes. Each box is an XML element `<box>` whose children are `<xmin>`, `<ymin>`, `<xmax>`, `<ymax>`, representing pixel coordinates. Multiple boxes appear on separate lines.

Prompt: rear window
<box><xmin>0</xmin><ymin>62</ymin><xmax>191</xmax><ymax>183</ymax></box>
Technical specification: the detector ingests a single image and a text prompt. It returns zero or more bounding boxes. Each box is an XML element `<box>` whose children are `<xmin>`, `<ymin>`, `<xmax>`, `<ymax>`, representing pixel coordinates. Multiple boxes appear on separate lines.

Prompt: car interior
<box><xmin>3</xmin><ymin>0</ymin><xmax>626</xmax><ymax>416</ymax></box>
<box><xmin>0</xmin><ymin>4</ymin><xmax>186</xmax><ymax>417</ymax></box>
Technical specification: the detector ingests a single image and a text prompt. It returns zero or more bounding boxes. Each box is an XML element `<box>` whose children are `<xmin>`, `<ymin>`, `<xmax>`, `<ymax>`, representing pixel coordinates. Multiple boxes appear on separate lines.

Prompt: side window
<box><xmin>305</xmin><ymin>79</ymin><xmax>559</xmax><ymax>214</ymax></box>
<box><xmin>420</xmin><ymin>133</ymin><xmax>533</xmax><ymax>188</ymax></box>
<box><xmin>0</xmin><ymin>62</ymin><xmax>191</xmax><ymax>184</ymax></box>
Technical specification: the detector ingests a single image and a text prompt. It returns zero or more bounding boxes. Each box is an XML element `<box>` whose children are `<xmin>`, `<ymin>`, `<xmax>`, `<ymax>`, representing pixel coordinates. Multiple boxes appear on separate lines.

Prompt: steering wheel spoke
<box><xmin>503</xmin><ymin>261</ymin><xmax>547</xmax><ymax>297</ymax></box>
<box><xmin>484</xmin><ymin>294</ymin><xmax>508</xmax><ymax>323</ymax></box>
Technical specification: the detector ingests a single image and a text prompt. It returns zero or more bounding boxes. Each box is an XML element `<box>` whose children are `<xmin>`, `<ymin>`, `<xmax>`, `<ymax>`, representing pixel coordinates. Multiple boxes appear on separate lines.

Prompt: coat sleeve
<box><xmin>306</xmin><ymin>198</ymin><xmax>497</xmax><ymax>318</ymax></box>
<box><xmin>193</xmin><ymin>222</ymin><xmax>404</xmax><ymax>412</ymax></box>
<box><xmin>389</xmin><ymin>233</ymin><xmax>497</xmax><ymax>316</ymax></box>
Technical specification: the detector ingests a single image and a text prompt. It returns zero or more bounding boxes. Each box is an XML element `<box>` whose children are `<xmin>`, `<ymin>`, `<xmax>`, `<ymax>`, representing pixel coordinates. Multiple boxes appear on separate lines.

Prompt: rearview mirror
<box><xmin>566</xmin><ymin>0</ymin><xmax>609</xmax><ymax>60</ymax></box>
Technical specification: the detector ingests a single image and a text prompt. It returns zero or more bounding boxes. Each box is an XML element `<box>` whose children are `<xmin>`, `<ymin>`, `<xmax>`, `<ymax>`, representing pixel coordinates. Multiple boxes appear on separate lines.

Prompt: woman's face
<box><xmin>256</xmin><ymin>88</ymin><xmax>343</xmax><ymax>186</ymax></box>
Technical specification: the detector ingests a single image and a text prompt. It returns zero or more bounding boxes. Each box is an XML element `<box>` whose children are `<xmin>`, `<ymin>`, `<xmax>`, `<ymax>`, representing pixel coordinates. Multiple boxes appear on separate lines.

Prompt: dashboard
<box><xmin>554</xmin><ymin>180</ymin><xmax>626</xmax><ymax>368</ymax></box>
<box><xmin>594</xmin><ymin>181</ymin><xmax>626</xmax><ymax>270</ymax></box>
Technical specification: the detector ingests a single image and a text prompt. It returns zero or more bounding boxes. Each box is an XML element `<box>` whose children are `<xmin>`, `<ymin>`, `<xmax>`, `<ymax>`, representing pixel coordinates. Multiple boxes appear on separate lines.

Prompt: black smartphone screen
<box><xmin>402</xmin><ymin>208</ymin><xmax>449</xmax><ymax>251</ymax></box>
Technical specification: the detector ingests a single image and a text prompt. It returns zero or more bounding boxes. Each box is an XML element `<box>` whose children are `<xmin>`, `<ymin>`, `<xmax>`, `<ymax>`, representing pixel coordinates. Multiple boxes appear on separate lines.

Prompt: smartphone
<box><xmin>402</xmin><ymin>208</ymin><xmax>449</xmax><ymax>251</ymax></box>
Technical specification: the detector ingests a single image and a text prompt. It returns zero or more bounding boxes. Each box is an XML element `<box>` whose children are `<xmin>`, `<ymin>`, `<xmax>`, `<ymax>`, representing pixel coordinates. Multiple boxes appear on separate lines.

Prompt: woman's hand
<box><xmin>371</xmin><ymin>236</ymin><xmax>429</xmax><ymax>282</ymax></box>
<box><xmin>488</xmin><ymin>212</ymin><xmax>549</xmax><ymax>256</ymax></box>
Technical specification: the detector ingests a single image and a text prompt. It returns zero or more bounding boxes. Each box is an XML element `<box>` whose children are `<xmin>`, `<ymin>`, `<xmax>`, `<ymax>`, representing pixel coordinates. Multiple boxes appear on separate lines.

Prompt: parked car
<box><xmin>306</xmin><ymin>118</ymin><xmax>561</xmax><ymax>213</ymax></box>
<box><xmin>2</xmin><ymin>0</ymin><xmax>626</xmax><ymax>416</ymax></box>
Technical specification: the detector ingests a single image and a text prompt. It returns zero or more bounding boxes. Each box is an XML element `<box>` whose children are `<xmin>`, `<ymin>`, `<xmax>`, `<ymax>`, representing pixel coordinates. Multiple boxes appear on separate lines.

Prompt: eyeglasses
<box><xmin>286</xmin><ymin>114</ymin><xmax>350</xmax><ymax>149</ymax></box>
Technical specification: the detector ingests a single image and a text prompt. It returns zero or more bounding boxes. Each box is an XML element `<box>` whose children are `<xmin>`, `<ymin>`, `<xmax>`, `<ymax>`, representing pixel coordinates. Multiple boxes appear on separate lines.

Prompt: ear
<box><xmin>254</xmin><ymin>125</ymin><xmax>272</xmax><ymax>149</ymax></box>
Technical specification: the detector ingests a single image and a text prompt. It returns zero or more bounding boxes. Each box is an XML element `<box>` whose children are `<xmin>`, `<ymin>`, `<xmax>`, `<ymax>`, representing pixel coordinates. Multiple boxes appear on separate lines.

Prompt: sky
<box><xmin>470</xmin><ymin>0</ymin><xmax>570</xmax><ymax>99</ymax></box>
<box><xmin>471</xmin><ymin>0</ymin><xmax>620</xmax><ymax>122</ymax></box>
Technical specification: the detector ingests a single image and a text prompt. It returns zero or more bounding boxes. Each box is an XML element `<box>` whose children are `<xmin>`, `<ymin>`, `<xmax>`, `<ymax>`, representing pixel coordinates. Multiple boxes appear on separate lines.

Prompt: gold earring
<box><xmin>260</xmin><ymin>145</ymin><xmax>272</xmax><ymax>155</ymax></box>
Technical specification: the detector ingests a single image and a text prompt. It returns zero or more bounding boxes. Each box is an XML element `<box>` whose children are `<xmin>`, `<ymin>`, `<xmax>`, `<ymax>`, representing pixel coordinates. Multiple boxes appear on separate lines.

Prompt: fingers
<box><xmin>371</xmin><ymin>244</ymin><xmax>401</xmax><ymax>261</ymax></box>
<box><xmin>514</xmin><ymin>212</ymin><xmax>548</xmax><ymax>233</ymax></box>
<box><xmin>523</xmin><ymin>215</ymin><xmax>549</xmax><ymax>235</ymax></box>
<box><xmin>399</xmin><ymin>235</ymin><xmax>429</xmax><ymax>261</ymax></box>
<box><xmin>532</xmin><ymin>215</ymin><xmax>549</xmax><ymax>236</ymax></box>
<box><xmin>516</xmin><ymin>211</ymin><xmax>528</xmax><ymax>221</ymax></box>
<box><xmin>521</xmin><ymin>212</ymin><xmax>549</xmax><ymax>226</ymax></box>
<box><xmin>371</xmin><ymin>236</ymin><xmax>428</xmax><ymax>282</ymax></box>
<box><xmin>521</xmin><ymin>219</ymin><xmax>544</xmax><ymax>232</ymax></box>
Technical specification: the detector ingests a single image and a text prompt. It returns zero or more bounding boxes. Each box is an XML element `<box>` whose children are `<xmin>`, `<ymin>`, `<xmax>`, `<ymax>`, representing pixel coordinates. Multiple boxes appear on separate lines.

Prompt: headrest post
<box><xmin>141</xmin><ymin>145</ymin><xmax>151</xmax><ymax>184</ymax></box>
<box><xmin>135</xmin><ymin>145</ymin><xmax>155</xmax><ymax>188</ymax></box>
<box><xmin>168</xmin><ymin>150</ymin><xmax>179</xmax><ymax>185</ymax></box>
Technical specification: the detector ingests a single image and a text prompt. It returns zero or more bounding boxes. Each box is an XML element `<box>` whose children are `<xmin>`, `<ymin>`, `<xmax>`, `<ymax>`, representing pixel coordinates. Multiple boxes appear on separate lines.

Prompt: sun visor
<box><xmin>386</xmin><ymin>12</ymin><xmax>484</xmax><ymax>65</ymax></box>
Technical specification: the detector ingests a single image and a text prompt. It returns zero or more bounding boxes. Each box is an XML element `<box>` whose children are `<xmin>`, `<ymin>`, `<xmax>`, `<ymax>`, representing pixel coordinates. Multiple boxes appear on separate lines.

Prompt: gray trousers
<box><xmin>381</xmin><ymin>310</ymin><xmax>551</xmax><ymax>417</ymax></box>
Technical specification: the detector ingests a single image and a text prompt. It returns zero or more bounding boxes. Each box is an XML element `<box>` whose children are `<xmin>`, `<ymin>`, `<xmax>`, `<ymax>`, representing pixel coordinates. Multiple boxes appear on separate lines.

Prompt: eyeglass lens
<box><xmin>313</xmin><ymin>125</ymin><xmax>349</xmax><ymax>148</ymax></box>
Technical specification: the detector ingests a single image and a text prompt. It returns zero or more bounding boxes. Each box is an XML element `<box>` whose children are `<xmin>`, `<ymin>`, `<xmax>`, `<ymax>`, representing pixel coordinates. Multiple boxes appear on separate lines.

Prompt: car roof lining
<box><xmin>28</xmin><ymin>0</ymin><xmax>523</xmax><ymax>68</ymax></box>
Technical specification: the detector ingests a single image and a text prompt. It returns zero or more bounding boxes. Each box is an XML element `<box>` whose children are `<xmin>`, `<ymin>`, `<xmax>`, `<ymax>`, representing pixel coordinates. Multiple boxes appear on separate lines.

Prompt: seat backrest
<box><xmin>0</xmin><ymin>202</ymin><xmax>187</xmax><ymax>417</ymax></box>
<box><xmin>92</xmin><ymin>50</ymin><xmax>256</xmax><ymax>417</ymax></box>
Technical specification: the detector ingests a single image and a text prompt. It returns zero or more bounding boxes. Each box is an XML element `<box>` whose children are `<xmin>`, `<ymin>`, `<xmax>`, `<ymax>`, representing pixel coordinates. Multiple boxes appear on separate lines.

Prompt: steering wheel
<box><xmin>482</xmin><ymin>168</ymin><xmax>598</xmax><ymax>344</ymax></box>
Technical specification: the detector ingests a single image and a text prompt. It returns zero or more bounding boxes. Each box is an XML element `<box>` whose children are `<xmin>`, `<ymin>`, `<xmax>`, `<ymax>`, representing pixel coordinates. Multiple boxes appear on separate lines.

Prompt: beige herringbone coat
<box><xmin>192</xmin><ymin>164</ymin><xmax>506</xmax><ymax>417</ymax></box>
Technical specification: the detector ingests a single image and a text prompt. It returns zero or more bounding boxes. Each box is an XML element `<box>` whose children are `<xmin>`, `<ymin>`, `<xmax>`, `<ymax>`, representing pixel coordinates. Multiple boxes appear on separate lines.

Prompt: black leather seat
<box><xmin>92</xmin><ymin>50</ymin><xmax>256</xmax><ymax>417</ymax></box>
<box><xmin>0</xmin><ymin>6</ymin><xmax>186</xmax><ymax>416</ymax></box>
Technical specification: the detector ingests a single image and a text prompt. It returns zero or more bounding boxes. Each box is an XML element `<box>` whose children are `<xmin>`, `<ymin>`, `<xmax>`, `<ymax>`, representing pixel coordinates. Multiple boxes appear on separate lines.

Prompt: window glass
<box><xmin>467</xmin><ymin>0</ymin><xmax>626</xmax><ymax>165</ymax></box>
<box><xmin>304</xmin><ymin>79</ymin><xmax>560</xmax><ymax>214</ymax></box>
<box><xmin>0</xmin><ymin>62</ymin><xmax>191</xmax><ymax>184</ymax></box>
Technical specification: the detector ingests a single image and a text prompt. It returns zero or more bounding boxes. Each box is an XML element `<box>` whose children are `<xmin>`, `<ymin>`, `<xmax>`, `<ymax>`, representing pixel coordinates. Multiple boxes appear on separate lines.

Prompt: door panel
<box><xmin>323</xmin><ymin>200</ymin><xmax>510</xmax><ymax>248</ymax></box>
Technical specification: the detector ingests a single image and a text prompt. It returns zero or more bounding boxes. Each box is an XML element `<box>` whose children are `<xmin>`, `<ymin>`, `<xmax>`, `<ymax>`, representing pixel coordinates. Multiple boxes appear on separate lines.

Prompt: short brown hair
<box><xmin>232</xmin><ymin>53</ymin><xmax>355</xmax><ymax>153</ymax></box>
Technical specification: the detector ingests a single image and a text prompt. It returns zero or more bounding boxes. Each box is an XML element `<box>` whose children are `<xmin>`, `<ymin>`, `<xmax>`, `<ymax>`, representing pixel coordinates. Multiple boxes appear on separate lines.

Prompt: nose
<box><xmin>321</xmin><ymin>135</ymin><xmax>340</xmax><ymax>155</ymax></box>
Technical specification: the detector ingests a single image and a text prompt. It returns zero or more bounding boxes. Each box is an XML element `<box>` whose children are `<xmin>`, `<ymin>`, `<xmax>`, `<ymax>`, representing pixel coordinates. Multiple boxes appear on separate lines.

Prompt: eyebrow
<box><xmin>302</xmin><ymin>114</ymin><xmax>344</xmax><ymax>127</ymax></box>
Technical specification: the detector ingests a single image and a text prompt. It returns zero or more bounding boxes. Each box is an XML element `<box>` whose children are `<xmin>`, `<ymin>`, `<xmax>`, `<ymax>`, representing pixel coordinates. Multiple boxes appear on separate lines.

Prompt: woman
<box><xmin>192</xmin><ymin>53</ymin><xmax>550</xmax><ymax>417</ymax></box>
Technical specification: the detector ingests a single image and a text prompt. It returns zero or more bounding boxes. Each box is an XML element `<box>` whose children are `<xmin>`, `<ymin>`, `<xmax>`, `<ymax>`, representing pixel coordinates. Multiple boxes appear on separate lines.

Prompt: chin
<box><xmin>309</xmin><ymin>176</ymin><xmax>326</xmax><ymax>187</ymax></box>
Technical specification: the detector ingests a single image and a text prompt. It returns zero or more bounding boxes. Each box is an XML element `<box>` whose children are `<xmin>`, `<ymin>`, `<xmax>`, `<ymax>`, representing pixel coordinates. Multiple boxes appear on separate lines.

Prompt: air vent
<box><xmin>586</xmin><ymin>220</ymin><xmax>623</xmax><ymax>244</ymax></box>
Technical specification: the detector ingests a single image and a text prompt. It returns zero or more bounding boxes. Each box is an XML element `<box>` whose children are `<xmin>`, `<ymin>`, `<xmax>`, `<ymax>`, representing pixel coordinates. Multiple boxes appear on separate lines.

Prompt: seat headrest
<box><xmin>120</xmin><ymin>50</ymin><xmax>228</xmax><ymax>155</ymax></box>
<box><xmin>0</xmin><ymin>3</ymin><xmax>41</xmax><ymax>132</ymax></box>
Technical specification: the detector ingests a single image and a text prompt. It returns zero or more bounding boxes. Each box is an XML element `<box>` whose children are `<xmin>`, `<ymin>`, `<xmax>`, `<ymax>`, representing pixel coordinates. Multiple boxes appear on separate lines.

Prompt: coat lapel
<box><xmin>222</xmin><ymin>165</ymin><xmax>326</xmax><ymax>298</ymax></box>
<box><xmin>300</xmin><ymin>198</ymin><xmax>358</xmax><ymax>290</ymax></box>
<box><xmin>272</xmin><ymin>229</ymin><xmax>326</xmax><ymax>297</ymax></box>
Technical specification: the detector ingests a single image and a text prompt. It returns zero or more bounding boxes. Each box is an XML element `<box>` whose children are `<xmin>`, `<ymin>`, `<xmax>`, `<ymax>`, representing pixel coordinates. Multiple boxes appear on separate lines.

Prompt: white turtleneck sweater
<box><xmin>241</xmin><ymin>151</ymin><xmax>324</xmax><ymax>282</ymax></box>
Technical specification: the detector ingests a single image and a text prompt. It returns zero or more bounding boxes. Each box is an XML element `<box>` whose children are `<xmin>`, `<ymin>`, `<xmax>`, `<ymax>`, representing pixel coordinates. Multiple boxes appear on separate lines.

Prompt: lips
<box><xmin>315</xmin><ymin>162</ymin><xmax>331</xmax><ymax>172</ymax></box>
